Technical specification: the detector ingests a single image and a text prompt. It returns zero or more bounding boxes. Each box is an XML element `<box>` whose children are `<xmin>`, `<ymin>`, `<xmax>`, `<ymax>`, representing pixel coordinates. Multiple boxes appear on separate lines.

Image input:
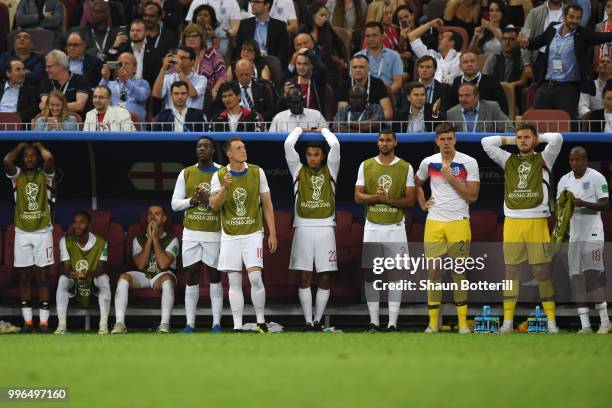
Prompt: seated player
<box><xmin>112</xmin><ymin>205</ymin><xmax>179</xmax><ymax>334</ymax></box>
<box><xmin>55</xmin><ymin>211</ymin><xmax>111</xmax><ymax>334</ymax></box>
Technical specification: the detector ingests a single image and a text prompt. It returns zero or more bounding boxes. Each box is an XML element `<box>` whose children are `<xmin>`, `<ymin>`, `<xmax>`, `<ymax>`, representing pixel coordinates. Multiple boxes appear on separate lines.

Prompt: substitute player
<box><xmin>557</xmin><ymin>146</ymin><xmax>609</xmax><ymax>334</ymax></box>
<box><xmin>3</xmin><ymin>142</ymin><xmax>56</xmax><ymax>333</ymax></box>
<box><xmin>482</xmin><ymin>124</ymin><xmax>562</xmax><ymax>333</ymax></box>
<box><xmin>415</xmin><ymin>123</ymin><xmax>480</xmax><ymax>334</ymax></box>
<box><xmin>55</xmin><ymin>211</ymin><xmax>111</xmax><ymax>334</ymax></box>
<box><xmin>285</xmin><ymin>127</ymin><xmax>340</xmax><ymax>331</ymax></box>
<box><xmin>355</xmin><ymin>129</ymin><xmax>416</xmax><ymax>332</ymax></box>
<box><xmin>172</xmin><ymin>136</ymin><xmax>223</xmax><ymax>333</ymax></box>
<box><xmin>112</xmin><ymin>205</ymin><xmax>179</xmax><ymax>334</ymax></box>
<box><xmin>210</xmin><ymin>138</ymin><xmax>277</xmax><ymax>333</ymax></box>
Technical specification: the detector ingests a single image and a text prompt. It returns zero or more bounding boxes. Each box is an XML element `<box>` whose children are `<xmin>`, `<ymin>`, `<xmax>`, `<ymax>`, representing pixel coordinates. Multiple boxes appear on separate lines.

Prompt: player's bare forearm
<box><xmin>448</xmin><ymin>178</ymin><xmax>480</xmax><ymax>203</ymax></box>
<box><xmin>261</xmin><ymin>192</ymin><xmax>276</xmax><ymax>236</ymax></box>
<box><xmin>133</xmin><ymin>240</ymin><xmax>153</xmax><ymax>271</ymax></box>
<box><xmin>152</xmin><ymin>238</ymin><xmax>173</xmax><ymax>271</ymax></box>
<box><xmin>60</xmin><ymin>261</ymin><xmax>72</xmax><ymax>277</ymax></box>
<box><xmin>3</xmin><ymin>142</ymin><xmax>28</xmax><ymax>174</ymax></box>
<box><xmin>416</xmin><ymin>185</ymin><xmax>428</xmax><ymax>210</ymax></box>
<box><xmin>32</xmin><ymin>142</ymin><xmax>54</xmax><ymax>173</ymax></box>
<box><xmin>210</xmin><ymin>189</ymin><xmax>225</xmax><ymax>210</ymax></box>
<box><xmin>576</xmin><ymin>197</ymin><xmax>609</xmax><ymax>211</ymax></box>
<box><xmin>355</xmin><ymin>186</ymin><xmax>381</xmax><ymax>205</ymax></box>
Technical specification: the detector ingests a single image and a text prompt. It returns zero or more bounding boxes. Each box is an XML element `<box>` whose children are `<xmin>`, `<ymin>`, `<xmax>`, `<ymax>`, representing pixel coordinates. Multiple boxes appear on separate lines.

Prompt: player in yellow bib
<box><xmin>482</xmin><ymin>123</ymin><xmax>563</xmax><ymax>333</ymax></box>
<box><xmin>210</xmin><ymin>138</ymin><xmax>277</xmax><ymax>333</ymax></box>
<box><xmin>3</xmin><ymin>142</ymin><xmax>56</xmax><ymax>333</ymax></box>
<box><xmin>355</xmin><ymin>129</ymin><xmax>416</xmax><ymax>332</ymax></box>
<box><xmin>415</xmin><ymin>123</ymin><xmax>480</xmax><ymax>334</ymax></box>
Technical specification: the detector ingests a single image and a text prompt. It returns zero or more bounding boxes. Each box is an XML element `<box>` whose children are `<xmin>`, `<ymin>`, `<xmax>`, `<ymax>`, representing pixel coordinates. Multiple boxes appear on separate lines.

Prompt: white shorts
<box><xmin>568</xmin><ymin>241</ymin><xmax>605</xmax><ymax>277</ymax></box>
<box><xmin>125</xmin><ymin>271</ymin><xmax>176</xmax><ymax>289</ymax></box>
<box><xmin>13</xmin><ymin>230</ymin><xmax>54</xmax><ymax>268</ymax></box>
<box><xmin>218</xmin><ymin>232</ymin><xmax>263</xmax><ymax>272</ymax></box>
<box><xmin>290</xmin><ymin>226</ymin><xmax>337</xmax><ymax>273</ymax></box>
<box><xmin>182</xmin><ymin>240</ymin><xmax>220</xmax><ymax>268</ymax></box>
<box><xmin>361</xmin><ymin>228</ymin><xmax>409</xmax><ymax>269</ymax></box>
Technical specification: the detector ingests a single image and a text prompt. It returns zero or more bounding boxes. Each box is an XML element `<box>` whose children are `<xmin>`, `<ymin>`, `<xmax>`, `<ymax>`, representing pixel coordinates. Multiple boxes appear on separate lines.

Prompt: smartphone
<box><xmin>119</xmin><ymin>25</ymin><xmax>126</xmax><ymax>32</ymax></box>
<box><xmin>107</xmin><ymin>61</ymin><xmax>121</xmax><ymax>70</ymax></box>
<box><xmin>400</xmin><ymin>19</ymin><xmax>408</xmax><ymax>30</ymax></box>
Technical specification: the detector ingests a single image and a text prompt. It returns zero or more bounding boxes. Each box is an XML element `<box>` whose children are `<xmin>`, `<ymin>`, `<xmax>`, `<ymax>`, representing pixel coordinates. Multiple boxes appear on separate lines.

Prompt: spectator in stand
<box><xmin>39</xmin><ymin>50</ymin><xmax>90</xmax><ymax>115</ymax></box>
<box><xmin>146</xmin><ymin>0</ymin><xmax>184</xmax><ymax>35</ymax></box>
<box><xmin>78</xmin><ymin>0</ymin><xmax>111</xmax><ymax>27</ymax></box>
<box><xmin>355</xmin><ymin>21</ymin><xmax>403</xmax><ymax>95</ymax></box>
<box><xmin>337</xmin><ymin>54</ymin><xmax>393</xmax><ymax>119</ymax></box>
<box><xmin>414</xmin><ymin>55</ymin><xmax>453</xmax><ymax>114</ymax></box>
<box><xmin>182</xmin><ymin>23</ymin><xmax>226</xmax><ymax>100</ymax></box>
<box><xmin>586</xmin><ymin>83</ymin><xmax>612</xmax><ymax>132</ymax></box>
<box><xmin>210</xmin><ymin>81</ymin><xmax>262</xmax><ymax>132</ymax></box>
<box><xmin>152</xmin><ymin>46</ymin><xmax>207</xmax><ymax>110</ymax></box>
<box><xmin>248</xmin><ymin>0</ymin><xmax>299</xmax><ymax>33</ymax></box>
<box><xmin>0</xmin><ymin>59</ymin><xmax>39</xmax><ymax>124</ymax></box>
<box><xmin>408</xmin><ymin>18</ymin><xmax>462</xmax><ymax>85</ymax></box>
<box><xmin>443</xmin><ymin>0</ymin><xmax>480</xmax><ymax>38</ymax></box>
<box><xmin>235</xmin><ymin>0</ymin><xmax>290</xmax><ymax>69</ymax></box>
<box><xmin>289</xmin><ymin>33</ymin><xmax>338</xmax><ymax>86</ymax></box>
<box><xmin>469</xmin><ymin>0</ymin><xmax>507</xmax><ymax>56</ymax></box>
<box><xmin>100</xmin><ymin>52</ymin><xmax>151</xmax><ymax>122</ymax></box>
<box><xmin>327</xmin><ymin>0</ymin><xmax>366</xmax><ymax>51</ymax></box>
<box><xmin>64</xmin><ymin>32</ymin><xmax>103</xmax><ymax>88</ymax></box>
<box><xmin>301</xmin><ymin>2</ymin><xmax>348</xmax><ymax>71</ymax></box>
<box><xmin>365</xmin><ymin>3</ymin><xmax>402</xmax><ymax>53</ymax></box>
<box><xmin>190</xmin><ymin>4</ymin><xmax>229</xmax><ymax>56</ymax></box>
<box><xmin>34</xmin><ymin>90</ymin><xmax>79</xmax><ymax>131</ymax></box>
<box><xmin>483</xmin><ymin>26</ymin><xmax>530</xmax><ymax>87</ymax></box>
<box><xmin>596</xmin><ymin>0</ymin><xmax>612</xmax><ymax>60</ymax></box>
<box><xmin>141</xmin><ymin>2</ymin><xmax>179</xmax><ymax>58</ymax></box>
<box><xmin>519</xmin><ymin>4</ymin><xmax>612</xmax><ymax>120</ymax></box>
<box><xmin>15</xmin><ymin>0</ymin><xmax>63</xmax><ymax>31</ymax></box>
<box><xmin>227</xmin><ymin>39</ymin><xmax>272</xmax><ymax>82</ymax></box>
<box><xmin>185</xmin><ymin>0</ymin><xmax>241</xmax><ymax>39</ymax></box>
<box><xmin>394</xmin><ymin>5</ymin><xmax>417</xmax><ymax>81</ymax></box>
<box><xmin>505</xmin><ymin>0</ymin><xmax>533</xmax><ymax>28</ymax></box>
<box><xmin>0</xmin><ymin>30</ymin><xmax>45</xmax><ymax>86</ymax></box>
<box><xmin>65</xmin><ymin>1</ymin><xmax>122</xmax><ymax>61</ymax></box>
<box><xmin>283</xmin><ymin>51</ymin><xmax>327</xmax><ymax>114</ymax></box>
<box><xmin>83</xmin><ymin>85</ymin><xmax>135</xmax><ymax>131</ymax></box>
<box><xmin>522</xmin><ymin>0</ymin><xmax>565</xmax><ymax>69</ymax></box>
<box><xmin>365</xmin><ymin>0</ymin><xmax>401</xmax><ymax>24</ymax></box>
<box><xmin>450</xmin><ymin>51</ymin><xmax>509</xmax><ymax>115</ymax></box>
<box><xmin>269</xmin><ymin>87</ymin><xmax>327</xmax><ymax>132</ymax></box>
<box><xmin>394</xmin><ymin>82</ymin><xmax>444</xmax><ymax>133</ymax></box>
<box><xmin>333</xmin><ymin>84</ymin><xmax>384</xmax><ymax>133</ymax></box>
<box><xmin>579</xmin><ymin>56</ymin><xmax>612</xmax><ymax>118</ymax></box>
<box><xmin>154</xmin><ymin>80</ymin><xmax>207</xmax><ymax>132</ymax></box>
<box><xmin>447</xmin><ymin>83</ymin><xmax>513</xmax><ymax>133</ymax></box>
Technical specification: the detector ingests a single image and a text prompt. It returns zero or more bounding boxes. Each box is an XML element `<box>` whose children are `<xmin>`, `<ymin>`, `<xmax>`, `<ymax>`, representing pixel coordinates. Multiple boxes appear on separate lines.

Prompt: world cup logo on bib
<box><xmin>517</xmin><ymin>162</ymin><xmax>532</xmax><ymax>189</ymax></box>
<box><xmin>75</xmin><ymin>259</ymin><xmax>89</xmax><ymax>274</ymax></box>
<box><xmin>25</xmin><ymin>182</ymin><xmax>39</xmax><ymax>211</ymax></box>
<box><xmin>311</xmin><ymin>175</ymin><xmax>324</xmax><ymax>201</ymax></box>
<box><xmin>378</xmin><ymin>175</ymin><xmax>392</xmax><ymax>193</ymax></box>
<box><xmin>197</xmin><ymin>182</ymin><xmax>210</xmax><ymax>210</ymax></box>
<box><xmin>233</xmin><ymin>187</ymin><xmax>248</xmax><ymax>216</ymax></box>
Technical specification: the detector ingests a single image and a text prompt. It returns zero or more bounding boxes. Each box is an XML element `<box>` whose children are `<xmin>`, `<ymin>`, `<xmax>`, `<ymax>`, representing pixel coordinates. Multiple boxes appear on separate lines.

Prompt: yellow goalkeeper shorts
<box><xmin>424</xmin><ymin>219</ymin><xmax>471</xmax><ymax>259</ymax></box>
<box><xmin>503</xmin><ymin>217</ymin><xmax>551</xmax><ymax>265</ymax></box>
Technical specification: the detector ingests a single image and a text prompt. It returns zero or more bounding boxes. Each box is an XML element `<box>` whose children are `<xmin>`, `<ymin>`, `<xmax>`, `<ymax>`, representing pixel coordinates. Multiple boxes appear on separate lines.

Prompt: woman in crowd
<box><xmin>227</xmin><ymin>39</ymin><xmax>272</xmax><ymax>82</ymax></box>
<box><xmin>191</xmin><ymin>4</ymin><xmax>229</xmax><ymax>57</ymax></box>
<box><xmin>327</xmin><ymin>0</ymin><xmax>366</xmax><ymax>52</ymax></box>
<box><xmin>443</xmin><ymin>0</ymin><xmax>480</xmax><ymax>39</ymax></box>
<box><xmin>469</xmin><ymin>0</ymin><xmax>506</xmax><ymax>55</ymax></box>
<box><xmin>300</xmin><ymin>2</ymin><xmax>348</xmax><ymax>67</ymax></box>
<box><xmin>34</xmin><ymin>90</ymin><xmax>79</xmax><ymax>131</ymax></box>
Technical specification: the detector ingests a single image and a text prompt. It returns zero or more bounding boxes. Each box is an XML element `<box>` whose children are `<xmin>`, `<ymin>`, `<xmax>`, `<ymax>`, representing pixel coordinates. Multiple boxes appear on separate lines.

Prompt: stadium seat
<box><xmin>0</xmin><ymin>112</ymin><xmax>22</xmax><ymax>131</ymax></box>
<box><xmin>333</xmin><ymin>210</ymin><xmax>363</xmax><ymax>302</ymax></box>
<box><xmin>1</xmin><ymin>223</ymin><xmax>63</xmax><ymax>304</ymax></box>
<box><xmin>438</xmin><ymin>26</ymin><xmax>469</xmax><ymax>52</ymax></box>
<box><xmin>262</xmin><ymin>210</ymin><xmax>296</xmax><ymax>301</ymax></box>
<box><xmin>522</xmin><ymin>109</ymin><xmax>571</xmax><ymax>133</ymax></box>
<box><xmin>500</xmin><ymin>82</ymin><xmax>516</xmax><ymax>120</ymax></box>
<box><xmin>470</xmin><ymin>210</ymin><xmax>502</xmax><ymax>242</ymax></box>
<box><xmin>31</xmin><ymin>112</ymin><xmax>83</xmax><ymax>130</ymax></box>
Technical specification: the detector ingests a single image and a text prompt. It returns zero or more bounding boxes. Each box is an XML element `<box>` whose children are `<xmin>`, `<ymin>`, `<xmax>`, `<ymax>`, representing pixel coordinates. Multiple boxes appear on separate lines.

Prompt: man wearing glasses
<box><xmin>64</xmin><ymin>32</ymin><xmax>103</xmax><ymax>88</ymax></box>
<box><xmin>0</xmin><ymin>30</ymin><xmax>45</xmax><ymax>86</ymax></box>
<box><xmin>39</xmin><ymin>50</ymin><xmax>90</xmax><ymax>115</ymax></box>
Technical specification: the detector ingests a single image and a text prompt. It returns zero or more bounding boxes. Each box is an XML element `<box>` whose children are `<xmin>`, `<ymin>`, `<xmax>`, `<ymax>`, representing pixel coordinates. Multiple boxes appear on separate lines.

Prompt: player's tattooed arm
<box><xmin>3</xmin><ymin>142</ymin><xmax>29</xmax><ymax>176</ymax></box>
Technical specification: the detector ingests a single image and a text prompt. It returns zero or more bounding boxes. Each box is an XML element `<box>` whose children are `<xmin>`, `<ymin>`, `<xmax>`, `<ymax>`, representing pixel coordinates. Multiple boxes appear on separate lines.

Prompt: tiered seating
<box><xmin>332</xmin><ymin>210</ymin><xmax>363</xmax><ymax>302</ymax></box>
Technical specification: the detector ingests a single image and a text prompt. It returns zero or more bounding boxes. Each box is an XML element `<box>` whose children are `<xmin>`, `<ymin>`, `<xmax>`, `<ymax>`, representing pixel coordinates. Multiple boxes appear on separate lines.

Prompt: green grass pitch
<box><xmin>2</xmin><ymin>332</ymin><xmax>611</xmax><ymax>408</ymax></box>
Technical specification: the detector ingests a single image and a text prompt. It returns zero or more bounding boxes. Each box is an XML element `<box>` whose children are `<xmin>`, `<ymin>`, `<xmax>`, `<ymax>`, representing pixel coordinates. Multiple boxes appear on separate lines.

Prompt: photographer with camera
<box><xmin>100</xmin><ymin>52</ymin><xmax>151</xmax><ymax>122</ymax></box>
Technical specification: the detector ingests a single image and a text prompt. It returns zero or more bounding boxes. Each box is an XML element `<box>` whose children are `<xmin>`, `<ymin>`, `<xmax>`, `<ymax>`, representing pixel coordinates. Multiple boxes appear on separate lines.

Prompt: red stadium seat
<box><xmin>0</xmin><ymin>112</ymin><xmax>22</xmax><ymax>131</ymax></box>
<box><xmin>602</xmin><ymin>211</ymin><xmax>612</xmax><ymax>241</ymax></box>
<box><xmin>333</xmin><ymin>211</ymin><xmax>363</xmax><ymax>302</ymax></box>
<box><xmin>522</xmin><ymin>109</ymin><xmax>570</xmax><ymax>133</ymax></box>
<box><xmin>470</xmin><ymin>210</ymin><xmax>502</xmax><ymax>242</ymax></box>
<box><xmin>262</xmin><ymin>210</ymin><xmax>296</xmax><ymax>301</ymax></box>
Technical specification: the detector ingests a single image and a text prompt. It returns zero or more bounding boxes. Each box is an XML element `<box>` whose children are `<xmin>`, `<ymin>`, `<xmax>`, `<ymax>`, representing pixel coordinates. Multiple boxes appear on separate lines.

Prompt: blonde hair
<box><xmin>182</xmin><ymin>23</ymin><xmax>205</xmax><ymax>51</ymax></box>
<box><xmin>43</xmin><ymin>90</ymin><xmax>69</xmax><ymax>122</ymax></box>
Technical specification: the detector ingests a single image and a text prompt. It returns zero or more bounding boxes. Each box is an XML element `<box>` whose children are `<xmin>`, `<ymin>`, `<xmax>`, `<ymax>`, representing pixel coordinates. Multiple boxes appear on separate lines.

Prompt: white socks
<box><xmin>56</xmin><ymin>275</ymin><xmax>73</xmax><ymax>327</ymax></box>
<box><xmin>21</xmin><ymin>305</ymin><xmax>33</xmax><ymax>323</ymax></box>
<box><xmin>210</xmin><ymin>282</ymin><xmax>223</xmax><ymax>327</ymax></box>
<box><xmin>314</xmin><ymin>288</ymin><xmax>330</xmax><ymax>323</ymax></box>
<box><xmin>248</xmin><ymin>271</ymin><xmax>266</xmax><ymax>324</ymax></box>
<box><xmin>185</xmin><ymin>284</ymin><xmax>199</xmax><ymax>327</ymax></box>
<box><xmin>578</xmin><ymin>307</ymin><xmax>591</xmax><ymax>329</ymax></box>
<box><xmin>365</xmin><ymin>281</ymin><xmax>380</xmax><ymax>327</ymax></box>
<box><xmin>228</xmin><ymin>272</ymin><xmax>244</xmax><ymax>330</ymax></box>
<box><xmin>298</xmin><ymin>287</ymin><xmax>313</xmax><ymax>324</ymax></box>
<box><xmin>596</xmin><ymin>301</ymin><xmax>609</xmax><ymax>325</ymax></box>
<box><xmin>39</xmin><ymin>302</ymin><xmax>50</xmax><ymax>324</ymax></box>
<box><xmin>94</xmin><ymin>275</ymin><xmax>111</xmax><ymax>328</ymax></box>
<box><xmin>161</xmin><ymin>280</ymin><xmax>174</xmax><ymax>325</ymax></box>
<box><xmin>388</xmin><ymin>283</ymin><xmax>403</xmax><ymax>328</ymax></box>
<box><xmin>114</xmin><ymin>278</ymin><xmax>129</xmax><ymax>324</ymax></box>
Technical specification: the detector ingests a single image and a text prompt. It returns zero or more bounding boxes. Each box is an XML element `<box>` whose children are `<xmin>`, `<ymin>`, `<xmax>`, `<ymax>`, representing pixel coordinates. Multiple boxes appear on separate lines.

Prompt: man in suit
<box><xmin>0</xmin><ymin>59</ymin><xmax>39</xmax><ymax>123</ymax></box>
<box><xmin>154</xmin><ymin>80</ymin><xmax>207</xmax><ymax>132</ymax></box>
<box><xmin>414</xmin><ymin>55</ymin><xmax>452</xmax><ymax>114</ymax></box>
<box><xmin>521</xmin><ymin>0</ymin><xmax>564</xmax><ymax>68</ymax></box>
<box><xmin>0</xmin><ymin>30</ymin><xmax>45</xmax><ymax>86</ymax></box>
<box><xmin>450</xmin><ymin>52</ymin><xmax>508</xmax><ymax>115</ymax></box>
<box><xmin>446</xmin><ymin>83</ymin><xmax>513</xmax><ymax>133</ymax></box>
<box><xmin>65</xmin><ymin>32</ymin><xmax>104</xmax><ymax>88</ymax></box>
<box><xmin>84</xmin><ymin>85</ymin><xmax>135</xmax><ymax>131</ymax></box>
<box><xmin>519</xmin><ymin>4</ymin><xmax>612</xmax><ymax>119</ymax></box>
<box><xmin>212</xmin><ymin>59</ymin><xmax>277</xmax><ymax>121</ymax></box>
<box><xmin>234</xmin><ymin>0</ymin><xmax>289</xmax><ymax>69</ymax></box>
<box><xmin>394</xmin><ymin>82</ymin><xmax>444</xmax><ymax>132</ymax></box>
<box><xmin>586</xmin><ymin>83</ymin><xmax>612</xmax><ymax>133</ymax></box>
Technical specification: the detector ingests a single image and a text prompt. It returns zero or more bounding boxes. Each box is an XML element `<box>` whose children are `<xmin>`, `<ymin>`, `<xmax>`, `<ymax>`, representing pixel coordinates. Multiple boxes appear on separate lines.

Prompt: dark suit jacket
<box><xmin>451</xmin><ymin>73</ymin><xmax>508</xmax><ymax>114</ymax></box>
<box><xmin>0</xmin><ymin>81</ymin><xmax>39</xmax><ymax>123</ymax></box>
<box><xmin>82</xmin><ymin>53</ymin><xmax>103</xmax><ymax>87</ymax></box>
<box><xmin>152</xmin><ymin>108</ymin><xmax>206</xmax><ymax>132</ymax></box>
<box><xmin>212</xmin><ymin>80</ymin><xmax>277</xmax><ymax>122</ymax></box>
<box><xmin>235</xmin><ymin>17</ymin><xmax>289</xmax><ymax>69</ymax></box>
<box><xmin>588</xmin><ymin>109</ymin><xmax>606</xmax><ymax>133</ymax></box>
<box><xmin>393</xmin><ymin>104</ymin><xmax>446</xmax><ymax>132</ymax></box>
<box><xmin>114</xmin><ymin>43</ymin><xmax>163</xmax><ymax>89</ymax></box>
<box><xmin>527</xmin><ymin>24</ymin><xmax>612</xmax><ymax>95</ymax></box>
<box><xmin>430</xmin><ymin>79</ymin><xmax>453</xmax><ymax>113</ymax></box>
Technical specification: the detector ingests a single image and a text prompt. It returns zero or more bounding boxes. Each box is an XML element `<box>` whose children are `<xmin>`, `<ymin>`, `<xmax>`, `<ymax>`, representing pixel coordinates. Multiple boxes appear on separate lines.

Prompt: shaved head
<box><xmin>570</xmin><ymin>146</ymin><xmax>588</xmax><ymax>159</ymax></box>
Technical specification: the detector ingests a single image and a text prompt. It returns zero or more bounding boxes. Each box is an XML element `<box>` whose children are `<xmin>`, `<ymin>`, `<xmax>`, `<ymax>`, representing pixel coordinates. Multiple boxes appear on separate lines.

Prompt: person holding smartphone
<box><xmin>34</xmin><ymin>90</ymin><xmax>79</xmax><ymax>131</ymax></box>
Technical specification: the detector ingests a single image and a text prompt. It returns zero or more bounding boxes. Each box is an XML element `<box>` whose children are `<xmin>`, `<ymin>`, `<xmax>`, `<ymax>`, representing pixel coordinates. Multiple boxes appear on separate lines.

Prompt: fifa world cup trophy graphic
<box><xmin>311</xmin><ymin>175</ymin><xmax>325</xmax><ymax>201</ymax></box>
<box><xmin>197</xmin><ymin>182</ymin><xmax>211</xmax><ymax>211</ymax></box>
<box><xmin>25</xmin><ymin>182</ymin><xmax>39</xmax><ymax>211</ymax></box>
<box><xmin>517</xmin><ymin>162</ymin><xmax>532</xmax><ymax>189</ymax></box>
<box><xmin>233</xmin><ymin>187</ymin><xmax>248</xmax><ymax>216</ymax></box>
<box><xmin>378</xmin><ymin>175</ymin><xmax>392</xmax><ymax>193</ymax></box>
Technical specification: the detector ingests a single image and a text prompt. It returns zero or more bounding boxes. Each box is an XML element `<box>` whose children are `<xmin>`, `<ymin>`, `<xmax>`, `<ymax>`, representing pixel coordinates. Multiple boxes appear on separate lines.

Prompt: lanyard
<box><xmin>461</xmin><ymin>73</ymin><xmax>481</xmax><ymax>87</ymax></box>
<box><xmin>352</xmin><ymin>75</ymin><xmax>371</xmax><ymax>101</ymax></box>
<box><xmin>92</xmin><ymin>28</ymin><xmax>110</xmax><ymax>54</ymax></box>
<box><xmin>463</xmin><ymin>110</ymin><xmax>479</xmax><ymax>132</ymax></box>
<box><xmin>347</xmin><ymin>109</ymin><xmax>365</xmax><ymax>123</ymax></box>
<box><xmin>173</xmin><ymin>109</ymin><xmax>189</xmax><ymax>132</ymax></box>
<box><xmin>55</xmin><ymin>73</ymin><xmax>73</xmax><ymax>95</ymax></box>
